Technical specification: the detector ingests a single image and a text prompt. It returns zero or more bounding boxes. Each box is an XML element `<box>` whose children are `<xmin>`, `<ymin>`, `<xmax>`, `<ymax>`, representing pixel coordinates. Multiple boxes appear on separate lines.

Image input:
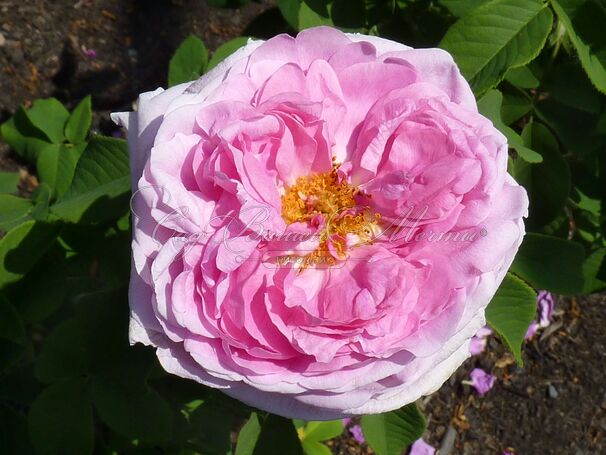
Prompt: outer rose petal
<box><xmin>113</xmin><ymin>38</ymin><xmax>266</xmax><ymax>346</ymax></box>
<box><xmin>348</xmin><ymin>34</ymin><xmax>475</xmax><ymax>109</ymax></box>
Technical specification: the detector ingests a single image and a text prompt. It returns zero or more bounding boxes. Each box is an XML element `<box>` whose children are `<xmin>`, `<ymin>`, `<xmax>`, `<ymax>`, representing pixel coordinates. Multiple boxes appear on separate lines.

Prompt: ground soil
<box><xmin>2</xmin><ymin>1</ymin><xmax>606</xmax><ymax>454</ymax></box>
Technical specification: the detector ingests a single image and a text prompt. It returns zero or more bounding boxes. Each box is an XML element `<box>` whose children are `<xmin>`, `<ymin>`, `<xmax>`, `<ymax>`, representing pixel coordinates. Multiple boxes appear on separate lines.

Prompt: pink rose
<box><xmin>112</xmin><ymin>27</ymin><xmax>527</xmax><ymax>419</ymax></box>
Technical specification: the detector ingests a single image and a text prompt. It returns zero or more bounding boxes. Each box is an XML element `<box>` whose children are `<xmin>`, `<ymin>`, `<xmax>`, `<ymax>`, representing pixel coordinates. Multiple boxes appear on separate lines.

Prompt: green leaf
<box><xmin>277</xmin><ymin>0</ymin><xmax>302</xmax><ymax>28</ymax></box>
<box><xmin>573</xmin><ymin>187</ymin><xmax>601</xmax><ymax>216</ymax></box>
<box><xmin>535</xmin><ymin>98</ymin><xmax>602</xmax><ymax>157</ymax></box>
<box><xmin>330</xmin><ymin>0</ymin><xmax>366</xmax><ymax>29</ymax></box>
<box><xmin>73</xmin><ymin>289</ymin><xmax>136</xmax><ymax>376</ymax></box>
<box><xmin>551</xmin><ymin>0</ymin><xmax>606</xmax><ymax>94</ymax></box>
<box><xmin>477</xmin><ymin>89</ymin><xmax>542</xmax><ymax>162</ymax></box>
<box><xmin>535</xmin><ymin>89</ymin><xmax>602</xmax><ymax>197</ymax></box>
<box><xmin>501</xmin><ymin>92</ymin><xmax>533</xmax><ymax>124</ymax></box>
<box><xmin>361</xmin><ymin>404</ymin><xmax>426</xmax><ymax>455</ymax></box>
<box><xmin>277</xmin><ymin>0</ymin><xmax>333</xmax><ymax>30</ymax></box>
<box><xmin>302</xmin><ymin>440</ymin><xmax>333</xmax><ymax>455</ymax></box>
<box><xmin>236</xmin><ymin>413</ymin><xmax>262</xmax><ymax>455</ymax></box>
<box><xmin>299</xmin><ymin>1</ymin><xmax>333</xmax><ymax>29</ymax></box>
<box><xmin>504</xmin><ymin>65</ymin><xmax>540</xmax><ymax>88</ymax></box>
<box><xmin>301</xmin><ymin>420</ymin><xmax>344</xmax><ymax>442</ymax></box>
<box><xmin>582</xmin><ymin>247</ymin><xmax>606</xmax><ymax>293</ymax></box>
<box><xmin>0</xmin><ymin>172</ymin><xmax>20</xmax><ymax>194</ymax></box>
<box><xmin>0</xmin><ymin>110</ymin><xmax>52</xmax><ymax>163</ymax></box>
<box><xmin>299</xmin><ymin>421</ymin><xmax>342</xmax><ymax>455</ymax></box>
<box><xmin>72</xmin><ymin>292</ymin><xmax>168</xmax><ymax>449</ymax></box>
<box><xmin>486</xmin><ymin>273</ymin><xmax>537</xmax><ymax>364</ymax></box>
<box><xmin>51</xmin><ymin>136</ymin><xmax>130</xmax><ymax>223</ymax></box>
<box><xmin>4</xmin><ymin>257</ymin><xmax>68</xmax><ymax>324</ymax></box>
<box><xmin>0</xmin><ymin>221</ymin><xmax>58</xmax><ymax>289</ymax></box>
<box><xmin>207</xmin><ymin>37</ymin><xmax>251</xmax><ymax>71</ymax></box>
<box><xmin>35</xmin><ymin>319</ymin><xmax>87</xmax><ymax>383</ymax></box>
<box><xmin>518</xmin><ymin>121</ymin><xmax>571</xmax><ymax>227</ymax></box>
<box><xmin>36</xmin><ymin>143</ymin><xmax>86</xmax><ymax>199</ymax></box>
<box><xmin>0</xmin><ymin>116</ymin><xmax>27</xmax><ymax>155</ymax></box>
<box><xmin>28</xmin><ymin>379</ymin><xmax>94</xmax><ymax>455</ymax></box>
<box><xmin>25</xmin><ymin>98</ymin><xmax>70</xmax><ymax>144</ymax></box>
<box><xmin>187</xmin><ymin>402</ymin><xmax>236</xmax><ymax>455</ymax></box>
<box><xmin>540</xmin><ymin>61</ymin><xmax>602</xmax><ymax>113</ymax></box>
<box><xmin>0</xmin><ymin>301</ymin><xmax>28</xmax><ymax>372</ymax></box>
<box><xmin>0</xmin><ymin>297</ymin><xmax>25</xmax><ymax>344</ymax></box>
<box><xmin>252</xmin><ymin>415</ymin><xmax>304</xmax><ymax>455</ymax></box>
<box><xmin>440</xmin><ymin>0</ymin><xmax>553</xmax><ymax>94</ymax></box>
<box><xmin>440</xmin><ymin>0</ymin><xmax>491</xmax><ymax>16</ymax></box>
<box><xmin>168</xmin><ymin>35</ymin><xmax>208</xmax><ymax>87</ymax></box>
<box><xmin>92</xmin><ymin>376</ymin><xmax>174</xmax><ymax>444</ymax></box>
<box><xmin>0</xmin><ymin>365</ymin><xmax>41</xmax><ymax>406</ymax></box>
<box><xmin>0</xmin><ymin>404</ymin><xmax>34</xmax><ymax>454</ymax></box>
<box><xmin>511</xmin><ymin>233</ymin><xmax>585</xmax><ymax>294</ymax></box>
<box><xmin>0</xmin><ymin>195</ymin><xmax>33</xmax><ymax>230</ymax></box>
<box><xmin>0</xmin><ymin>339</ymin><xmax>25</xmax><ymax>372</ymax></box>
<box><xmin>30</xmin><ymin>183</ymin><xmax>53</xmax><ymax>221</ymax></box>
<box><xmin>65</xmin><ymin>96</ymin><xmax>92</xmax><ymax>144</ymax></box>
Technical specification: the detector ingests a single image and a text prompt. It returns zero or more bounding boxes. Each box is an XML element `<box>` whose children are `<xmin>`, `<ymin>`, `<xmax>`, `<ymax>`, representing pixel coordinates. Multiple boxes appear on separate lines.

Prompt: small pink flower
<box><xmin>81</xmin><ymin>46</ymin><xmax>97</xmax><ymax>59</ymax></box>
<box><xmin>349</xmin><ymin>424</ymin><xmax>365</xmax><ymax>444</ymax></box>
<box><xmin>468</xmin><ymin>368</ymin><xmax>496</xmax><ymax>396</ymax></box>
<box><xmin>525</xmin><ymin>321</ymin><xmax>539</xmax><ymax>340</ymax></box>
<box><xmin>525</xmin><ymin>291</ymin><xmax>555</xmax><ymax>340</ymax></box>
<box><xmin>409</xmin><ymin>438</ymin><xmax>435</xmax><ymax>455</ymax></box>
<box><xmin>537</xmin><ymin>291</ymin><xmax>554</xmax><ymax>328</ymax></box>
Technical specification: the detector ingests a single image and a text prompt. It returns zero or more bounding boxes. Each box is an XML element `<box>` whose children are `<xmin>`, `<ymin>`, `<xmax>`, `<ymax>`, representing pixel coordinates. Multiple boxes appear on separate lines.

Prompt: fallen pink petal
<box><xmin>537</xmin><ymin>290</ymin><xmax>555</xmax><ymax>328</ymax></box>
<box><xmin>469</xmin><ymin>368</ymin><xmax>497</xmax><ymax>396</ymax></box>
<box><xmin>525</xmin><ymin>291</ymin><xmax>556</xmax><ymax>340</ymax></box>
<box><xmin>525</xmin><ymin>321</ymin><xmax>539</xmax><ymax>340</ymax></box>
<box><xmin>409</xmin><ymin>438</ymin><xmax>436</xmax><ymax>455</ymax></box>
<box><xmin>81</xmin><ymin>46</ymin><xmax>97</xmax><ymax>59</ymax></box>
<box><xmin>349</xmin><ymin>424</ymin><xmax>365</xmax><ymax>444</ymax></box>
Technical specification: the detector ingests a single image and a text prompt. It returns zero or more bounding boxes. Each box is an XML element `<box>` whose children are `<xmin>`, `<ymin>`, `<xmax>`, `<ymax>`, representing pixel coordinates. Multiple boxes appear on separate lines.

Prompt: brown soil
<box><xmin>0</xmin><ymin>0</ymin><xmax>282</xmax><ymax>155</ymax></box>
<box><xmin>422</xmin><ymin>294</ymin><xmax>606</xmax><ymax>455</ymax></box>
<box><xmin>2</xmin><ymin>2</ymin><xmax>605</xmax><ymax>454</ymax></box>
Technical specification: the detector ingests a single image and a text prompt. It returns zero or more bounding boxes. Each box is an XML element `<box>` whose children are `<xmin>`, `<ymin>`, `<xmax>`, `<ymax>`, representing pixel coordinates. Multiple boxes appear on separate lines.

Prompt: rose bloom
<box><xmin>112</xmin><ymin>27</ymin><xmax>528</xmax><ymax>419</ymax></box>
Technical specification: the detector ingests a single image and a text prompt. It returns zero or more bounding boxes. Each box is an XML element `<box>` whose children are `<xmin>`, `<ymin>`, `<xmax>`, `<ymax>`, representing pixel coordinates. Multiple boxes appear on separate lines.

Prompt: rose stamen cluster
<box><xmin>280</xmin><ymin>163</ymin><xmax>379</xmax><ymax>268</ymax></box>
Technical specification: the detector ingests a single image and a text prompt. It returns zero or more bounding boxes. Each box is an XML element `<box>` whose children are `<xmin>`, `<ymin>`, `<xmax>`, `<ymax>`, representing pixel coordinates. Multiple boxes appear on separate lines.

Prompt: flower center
<box><xmin>280</xmin><ymin>164</ymin><xmax>380</xmax><ymax>268</ymax></box>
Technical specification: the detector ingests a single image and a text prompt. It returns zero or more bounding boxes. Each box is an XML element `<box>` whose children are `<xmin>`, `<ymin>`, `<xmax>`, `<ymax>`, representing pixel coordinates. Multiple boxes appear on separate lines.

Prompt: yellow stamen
<box><xmin>280</xmin><ymin>164</ymin><xmax>380</xmax><ymax>268</ymax></box>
